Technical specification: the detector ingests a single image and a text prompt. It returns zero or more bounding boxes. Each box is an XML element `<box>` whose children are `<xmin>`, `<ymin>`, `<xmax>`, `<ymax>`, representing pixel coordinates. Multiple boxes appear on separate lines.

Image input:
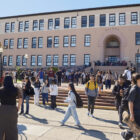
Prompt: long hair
<box><xmin>3</xmin><ymin>76</ymin><xmax>15</xmax><ymax>89</ymax></box>
<box><xmin>68</xmin><ymin>82</ymin><xmax>77</xmax><ymax>95</ymax></box>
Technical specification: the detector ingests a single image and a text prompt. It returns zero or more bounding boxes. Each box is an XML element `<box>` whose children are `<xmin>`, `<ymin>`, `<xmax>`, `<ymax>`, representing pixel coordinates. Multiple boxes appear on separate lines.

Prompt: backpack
<box><xmin>75</xmin><ymin>93</ymin><xmax>83</xmax><ymax>108</ymax></box>
<box><xmin>27</xmin><ymin>87</ymin><xmax>35</xmax><ymax>96</ymax></box>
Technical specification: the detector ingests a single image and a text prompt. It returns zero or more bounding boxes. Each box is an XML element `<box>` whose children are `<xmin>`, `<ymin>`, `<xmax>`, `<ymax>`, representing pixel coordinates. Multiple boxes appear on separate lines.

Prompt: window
<box><xmin>63</xmin><ymin>36</ymin><xmax>69</xmax><ymax>47</ymax></box>
<box><xmin>70</xmin><ymin>54</ymin><xmax>76</xmax><ymax>66</ymax></box>
<box><xmin>108</xmin><ymin>56</ymin><xmax>118</xmax><ymax>63</ymax></box>
<box><xmin>54</xmin><ymin>36</ymin><xmax>59</xmax><ymax>48</ymax></box>
<box><xmin>9</xmin><ymin>39</ymin><xmax>14</xmax><ymax>49</ymax></box>
<box><xmin>119</xmin><ymin>13</ymin><xmax>125</xmax><ymax>25</ymax></box>
<box><xmin>100</xmin><ymin>14</ymin><xmax>106</xmax><ymax>26</ymax></box>
<box><xmin>64</xmin><ymin>17</ymin><xmax>70</xmax><ymax>29</ymax></box>
<box><xmin>5</xmin><ymin>23</ymin><xmax>10</xmax><ymax>33</ymax></box>
<box><xmin>55</xmin><ymin>18</ymin><xmax>60</xmax><ymax>29</ymax></box>
<box><xmin>3</xmin><ymin>56</ymin><xmax>7</xmax><ymax>66</ymax></box>
<box><xmin>24</xmin><ymin>21</ymin><xmax>29</xmax><ymax>31</ymax></box>
<box><xmin>11</xmin><ymin>22</ymin><xmax>15</xmax><ymax>32</ymax></box>
<box><xmin>46</xmin><ymin>55</ymin><xmax>52</xmax><ymax>66</ymax></box>
<box><xmin>8</xmin><ymin>56</ymin><xmax>13</xmax><ymax>66</ymax></box>
<box><xmin>38</xmin><ymin>37</ymin><xmax>43</xmax><ymax>48</ymax></box>
<box><xmin>71</xmin><ymin>35</ymin><xmax>76</xmax><ymax>47</ymax></box>
<box><xmin>19</xmin><ymin>21</ymin><xmax>23</xmax><ymax>32</ymax></box>
<box><xmin>53</xmin><ymin>55</ymin><xmax>59</xmax><ymax>66</ymax></box>
<box><xmin>109</xmin><ymin>14</ymin><xmax>116</xmax><ymax>26</ymax></box>
<box><xmin>89</xmin><ymin>15</ymin><xmax>95</xmax><ymax>27</ymax></box>
<box><xmin>47</xmin><ymin>37</ymin><xmax>52</xmax><ymax>48</ymax></box>
<box><xmin>37</xmin><ymin>55</ymin><xmax>42</xmax><ymax>66</ymax></box>
<box><xmin>4</xmin><ymin>39</ymin><xmax>8</xmax><ymax>49</ymax></box>
<box><xmin>131</xmin><ymin>12</ymin><xmax>138</xmax><ymax>24</ymax></box>
<box><xmin>39</xmin><ymin>19</ymin><xmax>44</xmax><ymax>30</ymax></box>
<box><xmin>48</xmin><ymin>19</ymin><xmax>53</xmax><ymax>30</ymax></box>
<box><xmin>31</xmin><ymin>55</ymin><xmax>36</xmax><ymax>66</ymax></box>
<box><xmin>16</xmin><ymin>56</ymin><xmax>21</xmax><ymax>66</ymax></box>
<box><xmin>136</xmin><ymin>32</ymin><xmax>140</xmax><ymax>45</ymax></box>
<box><xmin>32</xmin><ymin>37</ymin><xmax>37</xmax><ymax>48</ymax></box>
<box><xmin>71</xmin><ymin>17</ymin><xmax>77</xmax><ymax>28</ymax></box>
<box><xmin>84</xmin><ymin>54</ymin><xmax>90</xmax><ymax>66</ymax></box>
<box><xmin>22</xmin><ymin>56</ymin><xmax>27</xmax><ymax>66</ymax></box>
<box><xmin>17</xmin><ymin>38</ymin><xmax>22</xmax><ymax>48</ymax></box>
<box><xmin>81</xmin><ymin>16</ymin><xmax>87</xmax><ymax>27</ymax></box>
<box><xmin>84</xmin><ymin>35</ymin><xmax>91</xmax><ymax>47</ymax></box>
<box><xmin>23</xmin><ymin>38</ymin><xmax>28</xmax><ymax>48</ymax></box>
<box><xmin>33</xmin><ymin>20</ymin><xmax>38</xmax><ymax>31</ymax></box>
<box><xmin>63</xmin><ymin>54</ymin><xmax>68</xmax><ymax>66</ymax></box>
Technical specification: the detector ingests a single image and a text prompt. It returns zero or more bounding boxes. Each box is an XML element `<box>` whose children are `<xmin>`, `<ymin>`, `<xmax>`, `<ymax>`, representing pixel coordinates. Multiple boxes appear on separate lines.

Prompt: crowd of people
<box><xmin>0</xmin><ymin>66</ymin><xmax>139</xmax><ymax>140</ymax></box>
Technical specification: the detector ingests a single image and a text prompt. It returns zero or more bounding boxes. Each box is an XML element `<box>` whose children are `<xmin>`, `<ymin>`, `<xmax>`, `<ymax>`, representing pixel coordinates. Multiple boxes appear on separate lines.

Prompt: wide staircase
<box><xmin>29</xmin><ymin>88</ymin><xmax>116</xmax><ymax>110</ymax></box>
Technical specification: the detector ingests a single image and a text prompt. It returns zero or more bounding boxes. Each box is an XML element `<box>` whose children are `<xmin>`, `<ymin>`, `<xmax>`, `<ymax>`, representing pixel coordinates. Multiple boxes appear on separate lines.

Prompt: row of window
<box><xmin>3</xmin><ymin>35</ymin><xmax>91</xmax><ymax>49</ymax></box>
<box><xmin>3</xmin><ymin>54</ymin><xmax>90</xmax><ymax>66</ymax></box>
<box><xmin>4</xmin><ymin>12</ymin><xmax>139</xmax><ymax>33</ymax></box>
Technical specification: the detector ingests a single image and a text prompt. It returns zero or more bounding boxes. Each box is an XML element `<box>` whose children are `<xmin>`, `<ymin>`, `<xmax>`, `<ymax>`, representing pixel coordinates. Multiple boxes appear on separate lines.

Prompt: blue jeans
<box><xmin>105</xmin><ymin>80</ymin><xmax>111</xmax><ymax>89</ymax></box>
<box><xmin>42</xmin><ymin>93</ymin><xmax>48</xmax><ymax>105</ymax></box>
<box><xmin>62</xmin><ymin>106</ymin><xmax>80</xmax><ymax>125</ymax></box>
<box><xmin>21</xmin><ymin>95</ymin><xmax>30</xmax><ymax>113</ymax></box>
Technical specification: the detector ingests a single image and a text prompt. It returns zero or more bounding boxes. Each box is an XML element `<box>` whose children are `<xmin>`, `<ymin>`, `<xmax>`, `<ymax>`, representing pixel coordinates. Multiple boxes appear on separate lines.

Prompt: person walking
<box><xmin>56</xmin><ymin>69</ymin><xmax>62</xmax><ymax>87</ymax></box>
<box><xmin>38</xmin><ymin>68</ymin><xmax>44</xmax><ymax>85</ymax></box>
<box><xmin>41</xmin><ymin>79</ymin><xmax>49</xmax><ymax>106</ymax></box>
<box><xmin>96</xmin><ymin>71</ymin><xmax>103</xmax><ymax>96</ymax></box>
<box><xmin>61</xmin><ymin>83</ymin><xmax>81</xmax><ymax>126</ymax></box>
<box><xmin>105</xmin><ymin>71</ymin><xmax>112</xmax><ymax>89</ymax></box>
<box><xmin>85</xmin><ymin>74</ymin><xmax>98</xmax><ymax>117</ymax></box>
<box><xmin>0</xmin><ymin>76</ymin><xmax>22</xmax><ymax>140</ymax></box>
<box><xmin>49</xmin><ymin>80</ymin><xmax>58</xmax><ymax>109</ymax></box>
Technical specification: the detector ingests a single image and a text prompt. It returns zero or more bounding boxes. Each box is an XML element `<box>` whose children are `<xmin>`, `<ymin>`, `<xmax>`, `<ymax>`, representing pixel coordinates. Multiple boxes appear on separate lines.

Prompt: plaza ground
<box><xmin>18</xmin><ymin>104</ymin><xmax>125</xmax><ymax>140</ymax></box>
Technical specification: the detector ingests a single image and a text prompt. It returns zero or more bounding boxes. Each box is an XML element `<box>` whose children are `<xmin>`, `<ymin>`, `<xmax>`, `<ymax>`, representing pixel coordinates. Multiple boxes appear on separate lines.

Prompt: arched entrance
<box><xmin>104</xmin><ymin>35</ymin><xmax>120</xmax><ymax>62</ymax></box>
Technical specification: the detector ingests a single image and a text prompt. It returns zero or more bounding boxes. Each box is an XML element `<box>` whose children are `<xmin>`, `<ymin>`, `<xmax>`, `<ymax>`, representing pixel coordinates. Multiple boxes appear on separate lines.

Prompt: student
<box><xmin>56</xmin><ymin>69</ymin><xmax>62</xmax><ymax>87</ymax></box>
<box><xmin>41</xmin><ymin>79</ymin><xmax>49</xmax><ymax>105</ymax></box>
<box><xmin>105</xmin><ymin>71</ymin><xmax>112</xmax><ymax>89</ymax></box>
<box><xmin>38</xmin><ymin>68</ymin><xmax>44</xmax><ymax>85</ymax></box>
<box><xmin>85</xmin><ymin>74</ymin><xmax>98</xmax><ymax>118</ymax></box>
<box><xmin>0</xmin><ymin>76</ymin><xmax>22</xmax><ymax>140</ymax></box>
<box><xmin>61</xmin><ymin>83</ymin><xmax>81</xmax><ymax>126</ymax></box>
<box><xmin>49</xmin><ymin>80</ymin><xmax>58</xmax><ymax>109</ymax></box>
<box><xmin>96</xmin><ymin>71</ymin><xmax>103</xmax><ymax>96</ymax></box>
<box><xmin>121</xmin><ymin>73</ymin><xmax>140</xmax><ymax>140</ymax></box>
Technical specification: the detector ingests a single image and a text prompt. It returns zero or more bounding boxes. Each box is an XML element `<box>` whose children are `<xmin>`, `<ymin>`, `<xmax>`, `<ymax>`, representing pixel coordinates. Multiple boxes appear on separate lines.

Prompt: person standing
<box><xmin>49</xmin><ymin>80</ymin><xmax>58</xmax><ymax>109</ymax></box>
<box><xmin>123</xmin><ymin>67</ymin><xmax>131</xmax><ymax>84</ymax></box>
<box><xmin>0</xmin><ymin>76</ymin><xmax>22</xmax><ymax>140</ymax></box>
<box><xmin>20</xmin><ymin>77</ymin><xmax>31</xmax><ymax>115</ymax></box>
<box><xmin>48</xmin><ymin>67</ymin><xmax>55</xmax><ymax>84</ymax></box>
<box><xmin>75</xmin><ymin>72</ymin><xmax>79</xmax><ymax>86</ymax></box>
<box><xmin>105</xmin><ymin>71</ymin><xmax>112</xmax><ymax>89</ymax></box>
<box><xmin>96</xmin><ymin>71</ymin><xmax>103</xmax><ymax>96</ymax></box>
<box><xmin>41</xmin><ymin>79</ymin><xmax>49</xmax><ymax>106</ymax></box>
<box><xmin>34</xmin><ymin>77</ymin><xmax>41</xmax><ymax>105</ymax></box>
<box><xmin>61</xmin><ymin>83</ymin><xmax>81</xmax><ymax>126</ymax></box>
<box><xmin>38</xmin><ymin>68</ymin><xmax>44</xmax><ymax>85</ymax></box>
<box><xmin>85</xmin><ymin>74</ymin><xmax>98</xmax><ymax>117</ymax></box>
<box><xmin>56</xmin><ymin>69</ymin><xmax>62</xmax><ymax>87</ymax></box>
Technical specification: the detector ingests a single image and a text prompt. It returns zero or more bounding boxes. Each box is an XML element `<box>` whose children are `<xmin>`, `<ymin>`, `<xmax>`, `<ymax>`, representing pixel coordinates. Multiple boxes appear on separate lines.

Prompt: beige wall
<box><xmin>0</xmin><ymin>5</ymin><xmax>140</xmax><ymax>68</ymax></box>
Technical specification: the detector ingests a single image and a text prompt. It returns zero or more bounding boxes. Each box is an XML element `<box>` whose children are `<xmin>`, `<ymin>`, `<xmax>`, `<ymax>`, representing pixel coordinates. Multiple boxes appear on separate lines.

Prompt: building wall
<box><xmin>0</xmin><ymin>5</ymin><xmax>140</xmax><ymax>68</ymax></box>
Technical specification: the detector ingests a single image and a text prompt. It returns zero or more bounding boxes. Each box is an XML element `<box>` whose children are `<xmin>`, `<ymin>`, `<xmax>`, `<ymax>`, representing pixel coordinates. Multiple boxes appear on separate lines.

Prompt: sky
<box><xmin>0</xmin><ymin>0</ymin><xmax>140</xmax><ymax>17</ymax></box>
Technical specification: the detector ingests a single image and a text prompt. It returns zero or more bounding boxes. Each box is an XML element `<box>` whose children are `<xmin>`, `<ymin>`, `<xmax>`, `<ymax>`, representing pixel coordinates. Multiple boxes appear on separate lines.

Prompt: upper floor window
<box><xmin>64</xmin><ymin>17</ymin><xmax>70</xmax><ymax>29</ymax></box>
<box><xmin>71</xmin><ymin>35</ymin><xmax>76</xmax><ymax>47</ymax></box>
<box><xmin>89</xmin><ymin>15</ymin><xmax>95</xmax><ymax>27</ymax></box>
<box><xmin>18</xmin><ymin>21</ymin><xmax>23</xmax><ymax>32</ymax></box>
<box><xmin>31</xmin><ymin>55</ymin><xmax>36</xmax><ymax>66</ymax></box>
<box><xmin>8</xmin><ymin>56</ymin><xmax>13</xmax><ymax>66</ymax></box>
<box><xmin>16</xmin><ymin>55</ymin><xmax>21</xmax><ymax>66</ymax></box>
<box><xmin>71</xmin><ymin>17</ymin><xmax>77</xmax><ymax>28</ymax></box>
<box><xmin>84</xmin><ymin>35</ymin><xmax>91</xmax><ymax>47</ymax></box>
<box><xmin>70</xmin><ymin>54</ymin><xmax>76</xmax><ymax>66</ymax></box>
<box><xmin>54</xmin><ymin>36</ymin><xmax>59</xmax><ymax>48</ymax></box>
<box><xmin>55</xmin><ymin>18</ymin><xmax>60</xmax><ymax>29</ymax></box>
<box><xmin>5</xmin><ymin>23</ymin><xmax>10</xmax><ymax>33</ymax></box>
<box><xmin>136</xmin><ymin>32</ymin><xmax>140</xmax><ymax>45</ymax></box>
<box><xmin>84</xmin><ymin>54</ymin><xmax>90</xmax><ymax>66</ymax></box>
<box><xmin>11</xmin><ymin>22</ymin><xmax>15</xmax><ymax>32</ymax></box>
<box><xmin>131</xmin><ymin>12</ymin><xmax>138</xmax><ymax>24</ymax></box>
<box><xmin>46</xmin><ymin>55</ymin><xmax>52</xmax><ymax>66</ymax></box>
<box><xmin>33</xmin><ymin>20</ymin><xmax>38</xmax><ymax>31</ymax></box>
<box><xmin>4</xmin><ymin>39</ymin><xmax>8</xmax><ymax>49</ymax></box>
<box><xmin>32</xmin><ymin>37</ymin><xmax>37</xmax><ymax>48</ymax></box>
<box><xmin>53</xmin><ymin>55</ymin><xmax>59</xmax><ymax>66</ymax></box>
<box><xmin>38</xmin><ymin>37</ymin><xmax>43</xmax><ymax>48</ymax></box>
<box><xmin>24</xmin><ymin>21</ymin><xmax>29</xmax><ymax>31</ymax></box>
<box><xmin>109</xmin><ymin>14</ymin><xmax>116</xmax><ymax>26</ymax></box>
<box><xmin>119</xmin><ymin>13</ymin><xmax>125</xmax><ymax>25</ymax></box>
<box><xmin>37</xmin><ymin>55</ymin><xmax>42</xmax><ymax>66</ymax></box>
<box><xmin>63</xmin><ymin>54</ymin><xmax>68</xmax><ymax>66</ymax></box>
<box><xmin>100</xmin><ymin>14</ymin><xmax>106</xmax><ymax>26</ymax></box>
<box><xmin>3</xmin><ymin>56</ymin><xmax>7</xmax><ymax>66</ymax></box>
<box><xmin>48</xmin><ymin>19</ymin><xmax>53</xmax><ymax>30</ymax></box>
<box><xmin>47</xmin><ymin>37</ymin><xmax>52</xmax><ymax>48</ymax></box>
<box><xmin>17</xmin><ymin>38</ymin><xmax>22</xmax><ymax>49</ymax></box>
<box><xmin>22</xmin><ymin>56</ymin><xmax>27</xmax><ymax>66</ymax></box>
<box><xmin>63</xmin><ymin>36</ymin><xmax>69</xmax><ymax>47</ymax></box>
<box><xmin>23</xmin><ymin>38</ymin><xmax>28</xmax><ymax>48</ymax></box>
<box><xmin>81</xmin><ymin>16</ymin><xmax>87</xmax><ymax>27</ymax></box>
<box><xmin>9</xmin><ymin>39</ymin><xmax>14</xmax><ymax>49</ymax></box>
<box><xmin>39</xmin><ymin>19</ymin><xmax>44</xmax><ymax>30</ymax></box>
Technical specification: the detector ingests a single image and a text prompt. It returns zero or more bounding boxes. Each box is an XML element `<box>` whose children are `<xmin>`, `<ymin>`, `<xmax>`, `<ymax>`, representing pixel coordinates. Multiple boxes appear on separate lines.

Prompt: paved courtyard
<box><xmin>18</xmin><ymin>104</ymin><xmax>124</xmax><ymax>140</ymax></box>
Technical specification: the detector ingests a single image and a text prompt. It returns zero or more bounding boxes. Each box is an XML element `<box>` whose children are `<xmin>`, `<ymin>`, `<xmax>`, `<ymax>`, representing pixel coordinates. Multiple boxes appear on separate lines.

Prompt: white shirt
<box><xmin>123</xmin><ymin>70</ymin><xmax>131</xmax><ymax>81</ymax></box>
<box><xmin>49</xmin><ymin>85</ymin><xmax>58</xmax><ymax>96</ymax></box>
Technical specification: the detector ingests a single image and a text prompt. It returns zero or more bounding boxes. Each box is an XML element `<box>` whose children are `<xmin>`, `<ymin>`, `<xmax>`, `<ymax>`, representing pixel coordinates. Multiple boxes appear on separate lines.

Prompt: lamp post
<box><xmin>24</xmin><ymin>54</ymin><xmax>28</xmax><ymax>70</ymax></box>
<box><xmin>0</xmin><ymin>42</ymin><xmax>3</xmax><ymax>86</ymax></box>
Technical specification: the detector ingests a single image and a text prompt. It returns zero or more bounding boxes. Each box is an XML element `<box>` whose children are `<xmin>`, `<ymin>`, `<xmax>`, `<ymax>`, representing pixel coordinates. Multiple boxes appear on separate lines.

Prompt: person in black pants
<box><xmin>75</xmin><ymin>72</ymin><xmax>79</xmax><ymax>86</ymax></box>
<box><xmin>56</xmin><ymin>69</ymin><xmax>62</xmax><ymax>87</ymax></box>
